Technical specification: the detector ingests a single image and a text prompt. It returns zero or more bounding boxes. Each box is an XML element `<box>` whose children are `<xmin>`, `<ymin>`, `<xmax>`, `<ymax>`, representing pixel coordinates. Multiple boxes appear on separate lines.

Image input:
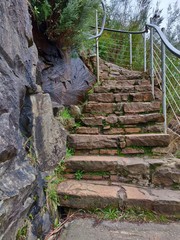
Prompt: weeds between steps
<box><xmin>45</xmin><ymin>147</ymin><xmax>74</xmax><ymax>225</ymax></box>
<box><xmin>89</xmin><ymin>207</ymin><xmax>169</xmax><ymax>222</ymax></box>
<box><xmin>80</xmin><ymin>206</ymin><xmax>180</xmax><ymax>223</ymax></box>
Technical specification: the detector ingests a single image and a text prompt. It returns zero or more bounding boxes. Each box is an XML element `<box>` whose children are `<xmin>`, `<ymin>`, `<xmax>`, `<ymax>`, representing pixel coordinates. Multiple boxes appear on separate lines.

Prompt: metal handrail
<box><xmin>147</xmin><ymin>23</ymin><xmax>180</xmax><ymax>58</ymax></box>
<box><xmin>89</xmin><ymin>0</ymin><xmax>106</xmax><ymax>40</ymax></box>
<box><xmin>97</xmin><ymin>26</ymin><xmax>148</xmax><ymax>34</ymax></box>
<box><xmin>97</xmin><ymin>23</ymin><xmax>180</xmax><ymax>58</ymax></box>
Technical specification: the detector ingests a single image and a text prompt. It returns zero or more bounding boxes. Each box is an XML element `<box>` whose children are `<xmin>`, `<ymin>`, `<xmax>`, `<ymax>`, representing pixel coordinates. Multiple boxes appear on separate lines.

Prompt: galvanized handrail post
<box><xmin>129</xmin><ymin>33</ymin><xmax>132</xmax><ymax>69</ymax></box>
<box><xmin>161</xmin><ymin>28</ymin><xmax>167</xmax><ymax>134</ymax></box>
<box><xmin>96</xmin><ymin>10</ymin><xmax>100</xmax><ymax>84</ymax></box>
<box><xmin>150</xmin><ymin>18</ymin><xmax>155</xmax><ymax>98</ymax></box>
<box><xmin>143</xmin><ymin>33</ymin><xmax>147</xmax><ymax>72</ymax></box>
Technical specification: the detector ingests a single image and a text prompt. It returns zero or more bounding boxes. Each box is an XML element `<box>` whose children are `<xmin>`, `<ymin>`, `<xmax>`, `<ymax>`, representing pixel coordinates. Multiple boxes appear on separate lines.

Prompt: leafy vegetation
<box><xmin>90</xmin><ymin>207</ymin><xmax>169</xmax><ymax>223</ymax></box>
<box><xmin>58</xmin><ymin>108</ymin><xmax>76</xmax><ymax>130</ymax></box>
<box><xmin>45</xmin><ymin>159</ymin><xmax>66</xmax><ymax>218</ymax></box>
<box><xmin>75</xmin><ymin>170</ymin><xmax>84</xmax><ymax>180</ymax></box>
<box><xmin>29</xmin><ymin>0</ymin><xmax>100</xmax><ymax>50</ymax></box>
<box><xmin>60</xmin><ymin>108</ymin><xmax>72</xmax><ymax>120</ymax></box>
<box><xmin>65</xmin><ymin>148</ymin><xmax>74</xmax><ymax>158</ymax></box>
<box><xmin>16</xmin><ymin>224</ymin><xmax>28</xmax><ymax>240</ymax></box>
<box><xmin>94</xmin><ymin>207</ymin><xmax>120</xmax><ymax>220</ymax></box>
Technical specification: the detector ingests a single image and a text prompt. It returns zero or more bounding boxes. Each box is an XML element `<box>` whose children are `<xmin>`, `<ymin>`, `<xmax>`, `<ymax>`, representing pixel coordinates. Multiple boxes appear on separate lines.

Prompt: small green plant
<box><xmin>172</xmin><ymin>183</ymin><xmax>180</xmax><ymax>190</ymax></box>
<box><xmin>88</xmin><ymin>88</ymin><xmax>94</xmax><ymax>94</ymax></box>
<box><xmin>74</xmin><ymin>121</ymin><xmax>82</xmax><ymax>128</ymax></box>
<box><xmin>46</xmin><ymin>185</ymin><xmax>60</xmax><ymax>212</ymax></box>
<box><xmin>59</xmin><ymin>108</ymin><xmax>78</xmax><ymax>130</ymax></box>
<box><xmin>23</xmin><ymin>137</ymin><xmax>38</xmax><ymax>165</ymax></box>
<box><xmin>96</xmin><ymin>207</ymin><xmax>121</xmax><ymax>220</ymax></box>
<box><xmin>75</xmin><ymin>170</ymin><xmax>84</xmax><ymax>180</ymax></box>
<box><xmin>45</xmin><ymin>160</ymin><xmax>66</xmax><ymax>218</ymax></box>
<box><xmin>66</xmin><ymin>148</ymin><xmax>74</xmax><ymax>158</ymax></box>
<box><xmin>54</xmin><ymin>217</ymin><xmax>60</xmax><ymax>228</ymax></box>
<box><xmin>60</xmin><ymin>108</ymin><xmax>72</xmax><ymax>120</ymax></box>
<box><xmin>175</xmin><ymin>150</ymin><xmax>180</xmax><ymax>159</ymax></box>
<box><xmin>29</xmin><ymin>214</ymin><xmax>34</xmax><ymax>221</ymax></box>
<box><xmin>63</xmin><ymin>195</ymin><xmax>70</xmax><ymax>200</ymax></box>
<box><xmin>54</xmin><ymin>160</ymin><xmax>66</xmax><ymax>176</ymax></box>
<box><xmin>16</xmin><ymin>224</ymin><xmax>28</xmax><ymax>240</ymax></box>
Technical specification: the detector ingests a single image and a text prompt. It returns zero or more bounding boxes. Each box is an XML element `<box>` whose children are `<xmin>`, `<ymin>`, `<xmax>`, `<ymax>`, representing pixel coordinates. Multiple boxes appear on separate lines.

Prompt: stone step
<box><xmin>64</xmin><ymin>156</ymin><xmax>180</xmax><ymax>188</ymax></box>
<box><xmin>94</xmin><ymin>85</ymin><xmax>152</xmax><ymax>93</ymax></box>
<box><xmin>68</xmin><ymin>133</ymin><xmax>170</xmax><ymax>151</ymax></box>
<box><xmin>88</xmin><ymin>92</ymin><xmax>153</xmax><ymax>103</ymax></box>
<box><xmin>75</xmin><ymin>123</ymin><xmax>164</xmax><ymax>135</ymax></box>
<box><xmin>99</xmin><ymin>63</ymin><xmax>143</xmax><ymax>80</ymax></box>
<box><xmin>81</xmin><ymin>113</ymin><xmax>164</xmax><ymax>126</ymax></box>
<box><xmin>83</xmin><ymin>102</ymin><xmax>115</xmax><ymax>114</ymax></box>
<box><xmin>57</xmin><ymin>180</ymin><xmax>180</xmax><ymax>215</ymax></box>
<box><xmin>124</xmin><ymin>102</ymin><xmax>161</xmax><ymax>114</ymax></box>
<box><xmin>101</xmin><ymin>79</ymin><xmax>150</xmax><ymax>87</ymax></box>
<box><xmin>83</xmin><ymin>102</ymin><xmax>161</xmax><ymax>115</ymax></box>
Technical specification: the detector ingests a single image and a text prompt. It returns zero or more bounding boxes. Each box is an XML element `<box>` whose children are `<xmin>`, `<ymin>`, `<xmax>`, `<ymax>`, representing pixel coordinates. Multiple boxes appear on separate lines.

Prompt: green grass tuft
<box><xmin>60</xmin><ymin>108</ymin><xmax>72</xmax><ymax>120</ymax></box>
<box><xmin>75</xmin><ymin>170</ymin><xmax>84</xmax><ymax>180</ymax></box>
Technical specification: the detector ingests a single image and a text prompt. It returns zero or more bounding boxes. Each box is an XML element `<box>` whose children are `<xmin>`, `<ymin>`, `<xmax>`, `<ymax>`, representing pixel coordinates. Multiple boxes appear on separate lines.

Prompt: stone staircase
<box><xmin>57</xmin><ymin>61</ymin><xmax>180</xmax><ymax>216</ymax></box>
<box><xmin>68</xmin><ymin>61</ymin><xmax>169</xmax><ymax>156</ymax></box>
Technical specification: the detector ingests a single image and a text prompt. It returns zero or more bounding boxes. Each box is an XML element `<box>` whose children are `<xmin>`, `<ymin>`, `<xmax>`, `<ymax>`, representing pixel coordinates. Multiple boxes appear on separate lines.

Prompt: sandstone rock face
<box><xmin>0</xmin><ymin>159</ymin><xmax>37</xmax><ymax>239</ymax></box>
<box><xmin>0</xmin><ymin>0</ymin><xmax>39</xmax><ymax>238</ymax></box>
<box><xmin>0</xmin><ymin>113</ymin><xmax>18</xmax><ymax>163</ymax></box>
<box><xmin>31</xmin><ymin>93</ymin><xmax>67</xmax><ymax>171</ymax></box>
<box><xmin>0</xmin><ymin>1</ymin><xmax>66</xmax><ymax>239</ymax></box>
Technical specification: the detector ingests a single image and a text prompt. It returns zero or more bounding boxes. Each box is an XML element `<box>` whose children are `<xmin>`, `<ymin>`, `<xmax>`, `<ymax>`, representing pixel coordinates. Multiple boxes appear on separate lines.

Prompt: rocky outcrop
<box><xmin>0</xmin><ymin>0</ymin><xmax>66</xmax><ymax>239</ymax></box>
<box><xmin>33</xmin><ymin>23</ymin><xmax>95</xmax><ymax>106</ymax></box>
<box><xmin>31</xmin><ymin>93</ymin><xmax>66</xmax><ymax>171</ymax></box>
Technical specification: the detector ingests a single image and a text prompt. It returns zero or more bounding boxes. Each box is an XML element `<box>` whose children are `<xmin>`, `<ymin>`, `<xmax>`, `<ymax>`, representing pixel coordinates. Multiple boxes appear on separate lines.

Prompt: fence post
<box><xmin>129</xmin><ymin>34</ymin><xmax>132</xmax><ymax>69</ymax></box>
<box><xmin>150</xmin><ymin>18</ymin><xmax>154</xmax><ymax>98</ymax></box>
<box><xmin>96</xmin><ymin>10</ymin><xmax>100</xmax><ymax>84</ymax></box>
<box><xmin>161</xmin><ymin>28</ymin><xmax>167</xmax><ymax>134</ymax></box>
<box><xmin>143</xmin><ymin>33</ymin><xmax>147</xmax><ymax>72</ymax></box>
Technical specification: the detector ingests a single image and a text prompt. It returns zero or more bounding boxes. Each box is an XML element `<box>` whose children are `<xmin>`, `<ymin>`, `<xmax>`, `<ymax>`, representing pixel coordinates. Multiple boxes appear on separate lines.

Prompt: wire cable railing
<box><xmin>152</xmin><ymin>32</ymin><xmax>180</xmax><ymax>135</ymax></box>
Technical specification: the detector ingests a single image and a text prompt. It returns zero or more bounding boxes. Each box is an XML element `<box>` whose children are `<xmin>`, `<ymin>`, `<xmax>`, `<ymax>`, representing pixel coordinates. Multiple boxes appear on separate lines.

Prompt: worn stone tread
<box><xmin>101</xmin><ymin>79</ymin><xmax>150</xmax><ymax>86</ymax></box>
<box><xmin>57</xmin><ymin>180</ymin><xmax>180</xmax><ymax>215</ymax></box>
<box><xmin>76</xmin><ymin>127</ymin><xmax>99</xmax><ymax>135</ymax></box>
<box><xmin>65</xmin><ymin>155</ymin><xmax>158</xmax><ymax>172</ymax></box>
<box><xmin>94</xmin><ymin>85</ymin><xmax>152</xmax><ymax>93</ymax></box>
<box><xmin>68</xmin><ymin>133</ymin><xmax>170</xmax><ymax>150</ymax></box>
<box><xmin>124</xmin><ymin>102</ymin><xmax>161</xmax><ymax>114</ymax></box>
<box><xmin>81</xmin><ymin>113</ymin><xmax>164</xmax><ymax>127</ymax></box>
<box><xmin>57</xmin><ymin>180</ymin><xmax>123</xmax><ymax>209</ymax></box>
<box><xmin>126</xmin><ymin>133</ymin><xmax>170</xmax><ymax>147</ymax></box>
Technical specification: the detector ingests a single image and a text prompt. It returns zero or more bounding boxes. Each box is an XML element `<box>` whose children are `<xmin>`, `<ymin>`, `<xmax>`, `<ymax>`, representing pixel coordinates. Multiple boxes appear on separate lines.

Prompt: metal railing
<box><xmin>94</xmin><ymin>14</ymin><xmax>180</xmax><ymax>135</ymax></box>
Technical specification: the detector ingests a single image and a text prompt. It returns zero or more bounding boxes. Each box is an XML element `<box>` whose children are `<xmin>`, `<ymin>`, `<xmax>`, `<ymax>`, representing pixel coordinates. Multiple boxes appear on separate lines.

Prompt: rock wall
<box><xmin>0</xmin><ymin>0</ymin><xmax>66</xmax><ymax>239</ymax></box>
